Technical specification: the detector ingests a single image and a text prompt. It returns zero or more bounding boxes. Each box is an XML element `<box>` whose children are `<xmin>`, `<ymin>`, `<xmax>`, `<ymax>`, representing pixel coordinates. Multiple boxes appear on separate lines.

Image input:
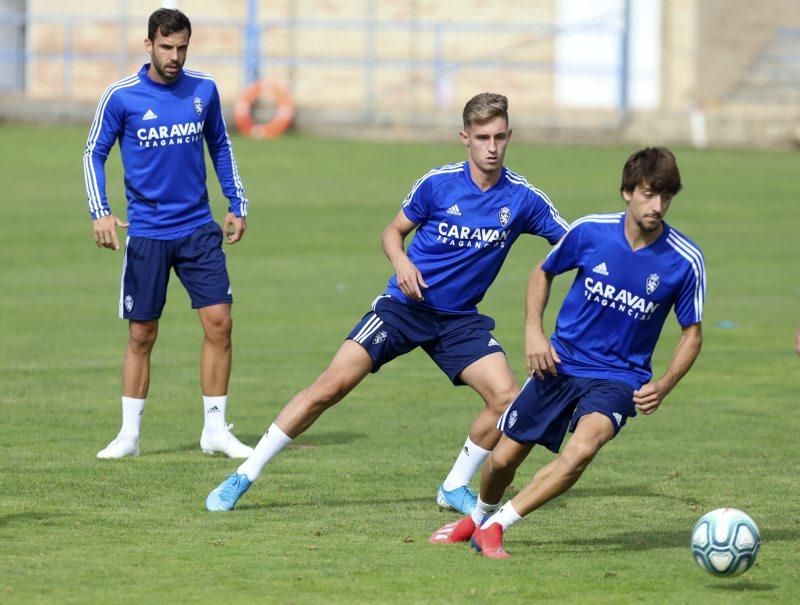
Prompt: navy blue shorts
<box><xmin>119</xmin><ymin>221</ymin><xmax>232</xmax><ymax>320</ymax></box>
<box><xmin>347</xmin><ymin>295</ymin><xmax>504</xmax><ymax>385</ymax></box>
<box><xmin>497</xmin><ymin>373</ymin><xmax>636</xmax><ymax>453</ymax></box>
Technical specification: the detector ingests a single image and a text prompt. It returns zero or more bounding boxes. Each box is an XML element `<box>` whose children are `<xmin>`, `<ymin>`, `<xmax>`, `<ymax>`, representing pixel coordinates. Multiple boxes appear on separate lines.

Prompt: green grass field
<box><xmin>1</xmin><ymin>125</ymin><xmax>798</xmax><ymax>604</ymax></box>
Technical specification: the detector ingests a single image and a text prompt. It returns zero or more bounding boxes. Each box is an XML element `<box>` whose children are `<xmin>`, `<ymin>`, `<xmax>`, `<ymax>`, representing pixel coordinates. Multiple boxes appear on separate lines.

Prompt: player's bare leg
<box><xmin>509</xmin><ymin>412</ymin><xmax>614</xmax><ymax>516</ymax></box>
<box><xmin>435</xmin><ymin>352</ymin><xmax>519</xmax><ymax>513</ymax></box>
<box><xmin>480</xmin><ymin>435</ymin><xmax>533</xmax><ymax>505</ymax></box>
<box><xmin>273</xmin><ymin>340</ymin><xmax>374</xmax><ymax>437</ymax></box>
<box><xmin>207</xmin><ymin>340</ymin><xmax>373</xmax><ymax>511</ymax></box>
<box><xmin>430</xmin><ymin>435</ymin><xmax>531</xmax><ymax>545</ymax></box>
<box><xmin>461</xmin><ymin>352</ymin><xmax>520</xmax><ymax>449</ymax></box>
<box><xmin>123</xmin><ymin>319</ymin><xmax>159</xmax><ymax>396</ymax></box>
<box><xmin>470</xmin><ymin>412</ymin><xmax>615</xmax><ymax>557</ymax></box>
<box><xmin>196</xmin><ymin>303</ymin><xmax>252</xmax><ymax>458</ymax></box>
<box><xmin>97</xmin><ymin>320</ymin><xmax>158</xmax><ymax>458</ymax></box>
<box><xmin>198</xmin><ymin>303</ymin><xmax>232</xmax><ymax>396</ymax></box>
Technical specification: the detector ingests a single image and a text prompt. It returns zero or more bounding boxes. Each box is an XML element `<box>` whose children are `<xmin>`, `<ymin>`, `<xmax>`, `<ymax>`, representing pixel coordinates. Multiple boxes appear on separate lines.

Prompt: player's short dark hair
<box><xmin>148</xmin><ymin>8</ymin><xmax>192</xmax><ymax>41</ymax></box>
<box><xmin>462</xmin><ymin>93</ymin><xmax>509</xmax><ymax>128</ymax></box>
<box><xmin>620</xmin><ymin>147</ymin><xmax>682</xmax><ymax>196</ymax></box>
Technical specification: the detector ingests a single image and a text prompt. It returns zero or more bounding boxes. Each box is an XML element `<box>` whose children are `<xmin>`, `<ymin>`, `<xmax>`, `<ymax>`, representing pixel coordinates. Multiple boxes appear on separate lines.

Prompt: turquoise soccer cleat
<box><xmin>205</xmin><ymin>473</ymin><xmax>252</xmax><ymax>511</ymax></box>
<box><xmin>436</xmin><ymin>484</ymin><xmax>477</xmax><ymax>514</ymax></box>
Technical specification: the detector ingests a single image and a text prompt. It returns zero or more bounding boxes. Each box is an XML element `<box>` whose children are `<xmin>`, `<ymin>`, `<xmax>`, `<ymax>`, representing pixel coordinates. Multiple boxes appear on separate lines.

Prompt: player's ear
<box><xmin>144</xmin><ymin>38</ymin><xmax>152</xmax><ymax>54</ymax></box>
<box><xmin>459</xmin><ymin>130</ymin><xmax>469</xmax><ymax>146</ymax></box>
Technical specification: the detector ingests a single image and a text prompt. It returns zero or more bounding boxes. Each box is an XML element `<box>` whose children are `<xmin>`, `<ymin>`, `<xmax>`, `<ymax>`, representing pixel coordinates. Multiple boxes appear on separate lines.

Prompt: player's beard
<box><xmin>637</xmin><ymin>215</ymin><xmax>662</xmax><ymax>233</ymax></box>
<box><xmin>152</xmin><ymin>56</ymin><xmax>182</xmax><ymax>82</ymax></box>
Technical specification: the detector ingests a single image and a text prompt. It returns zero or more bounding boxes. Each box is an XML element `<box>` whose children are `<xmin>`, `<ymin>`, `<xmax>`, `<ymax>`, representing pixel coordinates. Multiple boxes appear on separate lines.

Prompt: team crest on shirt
<box><xmin>498</xmin><ymin>206</ymin><xmax>511</xmax><ymax>227</ymax></box>
<box><xmin>508</xmin><ymin>410</ymin><xmax>518</xmax><ymax>428</ymax></box>
<box><xmin>124</xmin><ymin>295</ymin><xmax>134</xmax><ymax>312</ymax></box>
<box><xmin>646</xmin><ymin>273</ymin><xmax>660</xmax><ymax>295</ymax></box>
<box><xmin>372</xmin><ymin>330</ymin><xmax>387</xmax><ymax>345</ymax></box>
<box><xmin>193</xmin><ymin>96</ymin><xmax>203</xmax><ymax>116</ymax></box>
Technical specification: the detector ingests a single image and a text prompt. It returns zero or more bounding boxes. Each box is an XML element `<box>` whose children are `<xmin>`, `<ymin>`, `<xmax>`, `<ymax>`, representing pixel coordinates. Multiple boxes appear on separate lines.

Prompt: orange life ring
<box><xmin>234</xmin><ymin>80</ymin><xmax>294</xmax><ymax>139</ymax></box>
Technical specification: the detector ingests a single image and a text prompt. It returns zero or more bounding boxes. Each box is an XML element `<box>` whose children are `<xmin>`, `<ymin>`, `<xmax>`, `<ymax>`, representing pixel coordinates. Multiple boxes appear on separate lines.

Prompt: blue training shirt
<box><xmin>385</xmin><ymin>162</ymin><xmax>569</xmax><ymax>313</ymax></box>
<box><xmin>83</xmin><ymin>64</ymin><xmax>247</xmax><ymax>239</ymax></box>
<box><xmin>542</xmin><ymin>212</ymin><xmax>706</xmax><ymax>388</ymax></box>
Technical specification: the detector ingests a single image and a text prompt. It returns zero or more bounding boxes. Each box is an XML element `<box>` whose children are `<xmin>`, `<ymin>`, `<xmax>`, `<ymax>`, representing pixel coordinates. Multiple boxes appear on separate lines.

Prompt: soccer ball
<box><xmin>691</xmin><ymin>508</ymin><xmax>760</xmax><ymax>577</ymax></box>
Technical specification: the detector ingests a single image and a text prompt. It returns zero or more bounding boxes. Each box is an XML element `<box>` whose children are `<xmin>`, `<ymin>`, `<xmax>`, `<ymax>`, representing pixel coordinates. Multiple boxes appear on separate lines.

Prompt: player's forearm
<box><xmin>381</xmin><ymin>224</ymin><xmax>409</xmax><ymax>268</ymax></box>
<box><xmin>525</xmin><ymin>263</ymin><xmax>552</xmax><ymax>336</ymax></box>
<box><xmin>658</xmin><ymin>323</ymin><xmax>703</xmax><ymax>392</ymax></box>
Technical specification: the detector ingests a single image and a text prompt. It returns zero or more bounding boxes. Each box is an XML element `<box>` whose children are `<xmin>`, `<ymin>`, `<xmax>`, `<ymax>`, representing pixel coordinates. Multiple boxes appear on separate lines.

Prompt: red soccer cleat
<box><xmin>429</xmin><ymin>516</ymin><xmax>477</xmax><ymax>544</ymax></box>
<box><xmin>470</xmin><ymin>523</ymin><xmax>510</xmax><ymax>558</ymax></box>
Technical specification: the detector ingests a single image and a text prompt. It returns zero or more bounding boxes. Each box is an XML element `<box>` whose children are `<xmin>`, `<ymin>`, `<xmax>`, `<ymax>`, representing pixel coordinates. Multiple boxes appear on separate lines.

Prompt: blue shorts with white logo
<box><xmin>119</xmin><ymin>221</ymin><xmax>232</xmax><ymax>320</ymax></box>
<box><xmin>347</xmin><ymin>295</ymin><xmax>504</xmax><ymax>385</ymax></box>
<box><xmin>497</xmin><ymin>373</ymin><xmax>636</xmax><ymax>453</ymax></box>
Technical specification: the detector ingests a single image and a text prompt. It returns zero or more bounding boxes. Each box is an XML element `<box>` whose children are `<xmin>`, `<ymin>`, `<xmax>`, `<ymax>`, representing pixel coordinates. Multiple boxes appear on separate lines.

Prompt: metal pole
<box><xmin>618</xmin><ymin>0</ymin><xmax>632</xmax><ymax>126</ymax></box>
<box><xmin>245</xmin><ymin>0</ymin><xmax>260</xmax><ymax>85</ymax></box>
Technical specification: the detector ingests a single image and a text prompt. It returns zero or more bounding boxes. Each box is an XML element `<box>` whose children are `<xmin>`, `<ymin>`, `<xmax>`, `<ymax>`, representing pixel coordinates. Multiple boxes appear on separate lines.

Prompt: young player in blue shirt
<box><xmin>84</xmin><ymin>8</ymin><xmax>252</xmax><ymax>460</ymax></box>
<box><xmin>206</xmin><ymin>92</ymin><xmax>570</xmax><ymax>512</ymax></box>
<box><xmin>430</xmin><ymin>147</ymin><xmax>705</xmax><ymax>558</ymax></box>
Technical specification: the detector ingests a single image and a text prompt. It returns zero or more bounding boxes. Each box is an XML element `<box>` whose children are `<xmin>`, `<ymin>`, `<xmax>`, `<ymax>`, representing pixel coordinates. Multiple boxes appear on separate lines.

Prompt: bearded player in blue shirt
<box><xmin>84</xmin><ymin>8</ymin><xmax>253</xmax><ymax>460</ymax></box>
<box><xmin>206</xmin><ymin>92</ymin><xmax>570</xmax><ymax>512</ymax></box>
<box><xmin>430</xmin><ymin>147</ymin><xmax>705</xmax><ymax>558</ymax></box>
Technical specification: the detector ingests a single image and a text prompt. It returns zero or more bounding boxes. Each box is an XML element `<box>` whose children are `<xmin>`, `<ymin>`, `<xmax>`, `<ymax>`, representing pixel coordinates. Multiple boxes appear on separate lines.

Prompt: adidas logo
<box><xmin>142</xmin><ymin>109</ymin><xmax>158</xmax><ymax>121</ymax></box>
<box><xmin>488</xmin><ymin>338</ymin><xmax>500</xmax><ymax>347</ymax></box>
<box><xmin>207</xmin><ymin>405</ymin><xmax>221</xmax><ymax>413</ymax></box>
<box><xmin>613</xmin><ymin>412</ymin><xmax>623</xmax><ymax>426</ymax></box>
<box><xmin>592</xmin><ymin>262</ymin><xmax>609</xmax><ymax>276</ymax></box>
<box><xmin>446</xmin><ymin>204</ymin><xmax>462</xmax><ymax>216</ymax></box>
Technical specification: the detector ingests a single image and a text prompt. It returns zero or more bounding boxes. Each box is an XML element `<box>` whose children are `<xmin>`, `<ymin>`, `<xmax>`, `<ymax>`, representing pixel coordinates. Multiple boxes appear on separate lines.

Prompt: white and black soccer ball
<box><xmin>691</xmin><ymin>508</ymin><xmax>760</xmax><ymax>577</ymax></box>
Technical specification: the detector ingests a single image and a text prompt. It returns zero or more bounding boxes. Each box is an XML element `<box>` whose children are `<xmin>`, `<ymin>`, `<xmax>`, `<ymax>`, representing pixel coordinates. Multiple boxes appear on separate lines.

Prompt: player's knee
<box><xmin>561</xmin><ymin>440</ymin><xmax>599</xmax><ymax>474</ymax></box>
<box><xmin>485</xmin><ymin>383</ymin><xmax>519</xmax><ymax>415</ymax></box>
<box><xmin>128</xmin><ymin>323</ymin><xmax>157</xmax><ymax>352</ymax></box>
<box><xmin>488</xmin><ymin>449</ymin><xmax>521</xmax><ymax>477</ymax></box>
<box><xmin>204</xmin><ymin>313</ymin><xmax>232</xmax><ymax>341</ymax></box>
<box><xmin>308</xmin><ymin>376</ymin><xmax>350</xmax><ymax>408</ymax></box>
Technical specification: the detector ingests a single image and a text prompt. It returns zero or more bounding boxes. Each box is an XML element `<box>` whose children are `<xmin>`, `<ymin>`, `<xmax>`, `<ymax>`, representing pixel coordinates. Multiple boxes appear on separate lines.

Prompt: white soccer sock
<box><xmin>481</xmin><ymin>501</ymin><xmax>523</xmax><ymax>531</ymax></box>
<box><xmin>441</xmin><ymin>437</ymin><xmax>491</xmax><ymax>491</ymax></box>
<box><xmin>471</xmin><ymin>496</ymin><xmax>500</xmax><ymax>525</ymax></box>
<box><xmin>237</xmin><ymin>423</ymin><xmax>293</xmax><ymax>482</ymax></box>
<box><xmin>120</xmin><ymin>396</ymin><xmax>145</xmax><ymax>436</ymax></box>
<box><xmin>203</xmin><ymin>395</ymin><xmax>228</xmax><ymax>433</ymax></box>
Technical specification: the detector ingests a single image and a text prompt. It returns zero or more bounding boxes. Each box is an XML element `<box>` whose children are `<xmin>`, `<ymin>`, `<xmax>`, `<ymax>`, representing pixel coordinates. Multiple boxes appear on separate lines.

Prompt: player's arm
<box><xmin>83</xmin><ymin>90</ymin><xmax>128</xmax><ymax>250</ymax></box>
<box><xmin>795</xmin><ymin>325</ymin><xmax>800</xmax><ymax>357</ymax></box>
<box><xmin>634</xmin><ymin>322</ymin><xmax>703</xmax><ymax>415</ymax></box>
<box><xmin>525</xmin><ymin>261</ymin><xmax>561</xmax><ymax>378</ymax></box>
<box><xmin>204</xmin><ymin>84</ymin><xmax>248</xmax><ymax>244</ymax></box>
<box><xmin>381</xmin><ymin>210</ymin><xmax>428</xmax><ymax>302</ymax></box>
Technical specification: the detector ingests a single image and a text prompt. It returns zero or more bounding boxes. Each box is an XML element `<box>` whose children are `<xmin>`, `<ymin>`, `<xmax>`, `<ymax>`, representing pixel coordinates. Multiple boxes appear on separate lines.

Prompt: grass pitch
<box><xmin>0</xmin><ymin>125</ymin><xmax>798</xmax><ymax>604</ymax></box>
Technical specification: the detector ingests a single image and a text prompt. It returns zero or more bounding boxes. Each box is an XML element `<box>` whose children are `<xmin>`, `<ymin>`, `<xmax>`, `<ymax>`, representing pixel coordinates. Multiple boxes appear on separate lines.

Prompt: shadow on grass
<box><xmin>519</xmin><ymin>526</ymin><xmax>800</xmax><ymax>552</ymax></box>
<box><xmin>0</xmin><ymin>511</ymin><xmax>58</xmax><ymax>528</ymax></box>
<box><xmin>565</xmin><ymin>483</ymin><xmax>701</xmax><ymax>506</ymax></box>
<box><xmin>234</xmin><ymin>493</ymin><xmax>433</xmax><ymax>511</ymax></box>
<box><xmin>710</xmin><ymin>580</ymin><xmax>777</xmax><ymax>592</ymax></box>
<box><xmin>293</xmin><ymin>431</ymin><xmax>366</xmax><ymax>447</ymax></box>
<box><xmin>146</xmin><ymin>431</ymin><xmax>366</xmax><ymax>456</ymax></box>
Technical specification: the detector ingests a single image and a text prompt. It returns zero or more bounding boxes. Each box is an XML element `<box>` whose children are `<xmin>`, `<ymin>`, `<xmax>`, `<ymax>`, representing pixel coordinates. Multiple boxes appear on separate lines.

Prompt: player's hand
<box><xmin>633</xmin><ymin>380</ymin><xmax>671</xmax><ymax>415</ymax></box>
<box><xmin>526</xmin><ymin>331</ymin><xmax>560</xmax><ymax>378</ymax></box>
<box><xmin>92</xmin><ymin>214</ymin><xmax>129</xmax><ymax>250</ymax></box>
<box><xmin>224</xmin><ymin>213</ymin><xmax>246</xmax><ymax>244</ymax></box>
<box><xmin>394</xmin><ymin>256</ymin><xmax>428</xmax><ymax>302</ymax></box>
